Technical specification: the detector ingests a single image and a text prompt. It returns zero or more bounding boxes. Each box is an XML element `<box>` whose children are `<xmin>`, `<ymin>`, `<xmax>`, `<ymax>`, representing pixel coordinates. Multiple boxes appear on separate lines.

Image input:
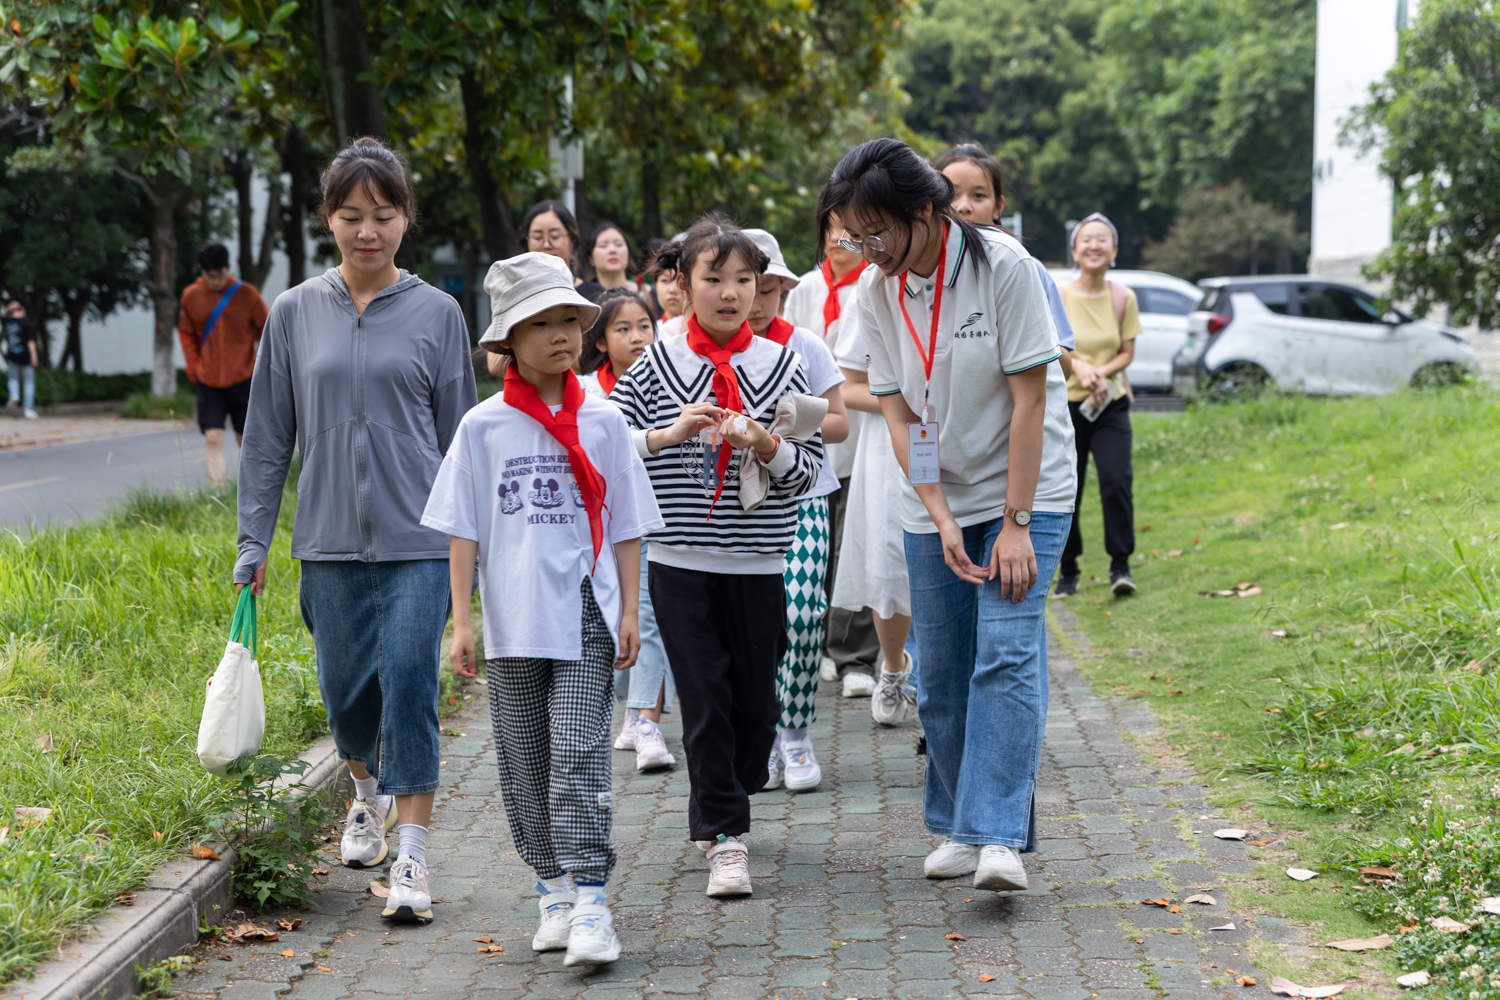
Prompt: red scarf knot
<box><xmin>764</xmin><ymin>316</ymin><xmax>796</xmax><ymax>346</ymax></box>
<box><xmin>684</xmin><ymin>314</ymin><xmax>755</xmax><ymax>517</ymax></box>
<box><xmin>596</xmin><ymin>363</ymin><xmax>618</xmax><ymax>396</ymax></box>
<box><xmin>820</xmin><ymin>258</ymin><xmax>867</xmax><ymax>336</ymax></box>
<box><xmin>502</xmin><ymin>367</ymin><xmax>610</xmax><ymax>570</ymax></box>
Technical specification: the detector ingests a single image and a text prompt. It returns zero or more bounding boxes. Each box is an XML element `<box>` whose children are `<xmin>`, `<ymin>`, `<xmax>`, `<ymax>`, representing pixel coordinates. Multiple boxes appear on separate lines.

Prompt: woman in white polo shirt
<box><xmin>817</xmin><ymin>138</ymin><xmax>1076</xmax><ymax>893</ymax></box>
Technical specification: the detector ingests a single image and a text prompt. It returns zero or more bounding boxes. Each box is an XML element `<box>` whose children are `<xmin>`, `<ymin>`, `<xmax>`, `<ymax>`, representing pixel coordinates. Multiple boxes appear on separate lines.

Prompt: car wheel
<box><xmin>1411</xmin><ymin>362</ymin><xmax>1467</xmax><ymax>389</ymax></box>
<box><xmin>1207</xmin><ymin>362</ymin><xmax>1271</xmax><ymax>402</ymax></box>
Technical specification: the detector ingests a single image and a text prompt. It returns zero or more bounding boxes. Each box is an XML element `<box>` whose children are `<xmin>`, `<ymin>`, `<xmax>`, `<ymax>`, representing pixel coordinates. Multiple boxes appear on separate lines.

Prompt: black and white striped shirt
<box><xmin>608</xmin><ymin>335</ymin><xmax>823</xmax><ymax>575</ymax></box>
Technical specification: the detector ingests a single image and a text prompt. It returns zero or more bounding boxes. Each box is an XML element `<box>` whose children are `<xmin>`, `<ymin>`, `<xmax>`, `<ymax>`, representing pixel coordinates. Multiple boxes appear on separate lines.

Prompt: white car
<box><xmin>1047</xmin><ymin>269</ymin><xmax>1202</xmax><ymax>390</ymax></box>
<box><xmin>1174</xmin><ymin>276</ymin><xmax>1479</xmax><ymax>397</ymax></box>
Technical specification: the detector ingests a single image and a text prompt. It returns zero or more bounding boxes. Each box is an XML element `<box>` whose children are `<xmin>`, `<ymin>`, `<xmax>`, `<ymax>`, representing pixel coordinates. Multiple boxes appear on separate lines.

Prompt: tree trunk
<box><xmin>61</xmin><ymin>292</ymin><xmax>84</xmax><ymax>372</ymax></box>
<box><xmin>282</xmin><ymin>124</ymin><xmax>307</xmax><ymax>287</ymax></box>
<box><xmin>250</xmin><ymin>170</ymin><xmax>282</xmax><ymax>289</ymax></box>
<box><xmin>24</xmin><ymin>289</ymin><xmax>53</xmax><ymax>369</ymax></box>
<box><xmin>310</xmin><ymin>0</ymin><xmax>385</xmax><ymax>144</ymax></box>
<box><xmin>640</xmin><ymin>141</ymin><xmax>663</xmax><ymax>243</ymax></box>
<box><xmin>232</xmin><ymin>153</ymin><xmax>254</xmax><ymax>280</ymax></box>
<box><xmin>459</xmin><ymin>71</ymin><xmax>517</xmax><ymax>262</ymax></box>
<box><xmin>149</xmin><ymin>179</ymin><xmax>184</xmax><ymax>398</ymax></box>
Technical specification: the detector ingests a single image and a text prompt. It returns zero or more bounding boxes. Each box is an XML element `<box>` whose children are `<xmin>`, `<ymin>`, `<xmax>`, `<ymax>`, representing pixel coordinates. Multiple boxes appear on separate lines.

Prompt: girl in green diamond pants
<box><xmin>769</xmin><ymin>496</ymin><xmax>830</xmax><ymax>789</ymax></box>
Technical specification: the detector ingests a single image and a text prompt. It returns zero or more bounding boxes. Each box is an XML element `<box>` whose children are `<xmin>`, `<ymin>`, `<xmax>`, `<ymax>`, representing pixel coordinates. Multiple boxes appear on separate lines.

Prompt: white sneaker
<box><xmin>779</xmin><ymin>735</ymin><xmax>821</xmax><ymax>791</ymax></box>
<box><xmin>872</xmin><ymin>654</ymin><xmax>915</xmax><ymax>727</ymax></box>
<box><xmin>924</xmin><ymin>838</ymin><xmax>981</xmax><ymax>879</ymax></box>
<box><xmin>706</xmin><ymin>836</ymin><xmax>752</xmax><ymax>896</ymax></box>
<box><xmin>634</xmin><ymin>719</ymin><xmax>676</xmax><ymax>770</ymax></box>
<box><xmin>974</xmin><ymin>844</ymin><xmax>1029</xmax><ymax>891</ymax></box>
<box><xmin>340</xmin><ymin>795</ymin><xmax>396</xmax><ymax>868</ymax></box>
<box><xmin>22</xmin><ymin>409</ymin><xmax>37</xmax><ymax>420</ymax></box>
<box><xmin>381</xmin><ymin>856</ymin><xmax>433</xmax><ymax>923</ymax></box>
<box><xmin>765</xmin><ymin>747</ymin><xmax>785</xmax><ymax>790</ymax></box>
<box><xmin>819</xmin><ymin>657</ymin><xmax>839</xmax><ymax>683</ymax></box>
<box><xmin>531</xmin><ymin>882</ymin><xmax>576</xmax><ymax>951</ymax></box>
<box><xmin>842</xmin><ymin>672</ymin><xmax>876</xmax><ymax>698</ymax></box>
<box><xmin>563</xmin><ymin>891</ymin><xmax>621</xmax><ymax>966</ymax></box>
<box><xmin>612</xmin><ymin>708</ymin><xmax>639</xmax><ymax>750</ymax></box>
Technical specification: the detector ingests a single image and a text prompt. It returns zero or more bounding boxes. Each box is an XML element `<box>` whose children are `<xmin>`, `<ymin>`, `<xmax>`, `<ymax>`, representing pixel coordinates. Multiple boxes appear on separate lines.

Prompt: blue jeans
<box><xmin>299</xmin><ymin>559</ymin><xmax>451</xmax><ymax>795</ymax></box>
<box><xmin>904</xmin><ymin>512</ymin><xmax>1068</xmax><ymax>850</ymax></box>
<box><xmin>6</xmin><ymin>361</ymin><xmax>34</xmax><ymax>412</ymax></box>
<box><xmin>626</xmin><ymin>540</ymin><xmax>675</xmax><ymax>713</ymax></box>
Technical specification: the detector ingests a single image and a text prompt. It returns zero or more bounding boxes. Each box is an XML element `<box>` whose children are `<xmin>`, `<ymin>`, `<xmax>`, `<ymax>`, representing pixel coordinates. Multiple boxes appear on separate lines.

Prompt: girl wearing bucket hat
<box><xmin>424</xmin><ymin>251</ymin><xmax>663</xmax><ymax>968</ymax></box>
<box><xmin>235</xmin><ymin>137</ymin><xmax>477</xmax><ymax>925</ymax></box>
<box><xmin>742</xmin><ymin>229</ymin><xmax>849</xmax><ymax>793</ymax></box>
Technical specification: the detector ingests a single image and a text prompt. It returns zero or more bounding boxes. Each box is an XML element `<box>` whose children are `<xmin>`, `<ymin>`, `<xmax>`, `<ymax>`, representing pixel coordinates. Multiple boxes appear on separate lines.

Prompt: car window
<box><xmin>1244</xmin><ymin>283</ymin><xmax>1290</xmax><ymax>314</ymax></box>
<box><xmin>1297</xmin><ymin>284</ymin><xmax>1381</xmax><ymax>323</ymax></box>
<box><xmin>1132</xmin><ymin>287</ymin><xmax>1196</xmax><ymax>316</ymax></box>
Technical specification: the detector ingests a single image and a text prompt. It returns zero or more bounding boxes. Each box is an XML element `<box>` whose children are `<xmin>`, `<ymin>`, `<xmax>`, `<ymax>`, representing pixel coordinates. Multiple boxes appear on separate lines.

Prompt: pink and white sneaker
<box><xmin>612</xmin><ymin>708</ymin><xmax>640</xmax><ymax>751</ymax></box>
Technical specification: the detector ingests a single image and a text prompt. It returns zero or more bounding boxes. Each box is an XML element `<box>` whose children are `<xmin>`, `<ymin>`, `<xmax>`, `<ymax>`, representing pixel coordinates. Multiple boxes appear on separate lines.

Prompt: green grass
<box><xmin>1060</xmin><ymin>383</ymin><xmax>1500</xmax><ymax>992</ymax></box>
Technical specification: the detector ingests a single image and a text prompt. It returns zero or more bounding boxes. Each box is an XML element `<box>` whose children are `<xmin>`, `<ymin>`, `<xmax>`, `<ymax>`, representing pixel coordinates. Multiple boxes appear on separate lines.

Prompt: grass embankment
<box><xmin>1060</xmin><ymin>384</ymin><xmax>1500</xmax><ymax>996</ymax></box>
<box><xmin>0</xmin><ymin>486</ymin><xmax>471</xmax><ymax>981</ymax></box>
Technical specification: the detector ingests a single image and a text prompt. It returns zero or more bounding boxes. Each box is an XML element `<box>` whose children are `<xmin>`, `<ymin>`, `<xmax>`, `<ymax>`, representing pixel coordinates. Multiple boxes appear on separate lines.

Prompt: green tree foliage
<box><xmin>1142</xmin><ymin>181</ymin><xmax>1307</xmax><ymax>282</ymax></box>
<box><xmin>1346</xmin><ymin>0</ymin><xmax>1500</xmax><ymax>328</ymax></box>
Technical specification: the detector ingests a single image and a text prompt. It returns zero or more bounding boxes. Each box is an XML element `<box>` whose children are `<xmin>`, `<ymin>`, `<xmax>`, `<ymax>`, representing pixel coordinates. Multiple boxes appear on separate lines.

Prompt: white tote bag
<box><xmin>196</xmin><ymin>588</ymin><xmax>266</xmax><ymax>776</ymax></box>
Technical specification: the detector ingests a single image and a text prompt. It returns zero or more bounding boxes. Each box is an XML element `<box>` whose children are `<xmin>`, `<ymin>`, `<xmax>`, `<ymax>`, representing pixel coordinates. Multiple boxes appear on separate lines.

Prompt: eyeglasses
<box><xmin>530</xmin><ymin>231</ymin><xmax>570</xmax><ymax>249</ymax></box>
<box><xmin>837</xmin><ymin>226</ymin><xmax>896</xmax><ymax>255</ymax></box>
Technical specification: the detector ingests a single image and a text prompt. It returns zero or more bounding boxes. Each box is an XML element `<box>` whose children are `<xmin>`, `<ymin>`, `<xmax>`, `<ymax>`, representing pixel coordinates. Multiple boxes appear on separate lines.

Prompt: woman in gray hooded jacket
<box><xmin>234</xmin><ymin>137</ymin><xmax>476</xmax><ymax>923</ymax></box>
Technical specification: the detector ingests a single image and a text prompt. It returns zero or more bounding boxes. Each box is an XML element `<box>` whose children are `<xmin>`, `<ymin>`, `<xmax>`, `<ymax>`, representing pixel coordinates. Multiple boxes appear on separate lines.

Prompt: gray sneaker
<box><xmin>1110</xmin><ymin>573</ymin><xmax>1137</xmax><ymax>596</ymax></box>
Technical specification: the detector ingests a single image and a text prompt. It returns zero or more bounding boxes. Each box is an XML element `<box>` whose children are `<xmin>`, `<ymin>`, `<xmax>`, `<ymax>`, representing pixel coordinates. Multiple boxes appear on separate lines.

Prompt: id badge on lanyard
<box><xmin>899</xmin><ymin>232</ymin><xmax>948</xmax><ymax>487</ymax></box>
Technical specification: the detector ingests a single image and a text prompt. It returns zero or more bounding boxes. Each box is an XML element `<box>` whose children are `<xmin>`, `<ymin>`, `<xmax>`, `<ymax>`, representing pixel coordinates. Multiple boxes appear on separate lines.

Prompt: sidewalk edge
<box><xmin>8</xmin><ymin>737</ymin><xmax>347</xmax><ymax>1000</ymax></box>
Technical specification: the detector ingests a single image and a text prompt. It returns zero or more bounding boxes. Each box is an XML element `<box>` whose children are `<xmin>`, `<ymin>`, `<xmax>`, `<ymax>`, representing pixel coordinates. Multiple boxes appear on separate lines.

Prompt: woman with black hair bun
<box><xmin>819</xmin><ymin>137</ymin><xmax>1075</xmax><ymax>894</ymax></box>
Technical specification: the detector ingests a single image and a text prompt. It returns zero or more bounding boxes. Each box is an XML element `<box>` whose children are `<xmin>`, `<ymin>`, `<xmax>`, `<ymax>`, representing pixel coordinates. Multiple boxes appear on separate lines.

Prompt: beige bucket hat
<box><xmin>479</xmin><ymin>251</ymin><xmax>602</xmax><ymax>346</ymax></box>
<box><xmin>743</xmin><ymin>229</ymin><xmax>800</xmax><ymax>286</ymax></box>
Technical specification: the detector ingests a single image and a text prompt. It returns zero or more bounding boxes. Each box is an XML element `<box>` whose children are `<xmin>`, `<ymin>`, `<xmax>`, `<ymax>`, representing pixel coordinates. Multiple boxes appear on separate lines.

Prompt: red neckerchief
<box><xmin>502</xmin><ymin>366</ymin><xmax>609</xmax><ymax>569</ymax></box>
<box><xmin>684</xmin><ymin>313</ymin><xmax>754</xmax><ymax>516</ymax></box>
<box><xmin>596</xmin><ymin>363</ymin><xmax>618</xmax><ymax>396</ymax></box>
<box><xmin>764</xmin><ymin>316</ymin><xmax>795</xmax><ymax>346</ymax></box>
<box><xmin>820</xmin><ymin>258</ymin><xmax>867</xmax><ymax>334</ymax></box>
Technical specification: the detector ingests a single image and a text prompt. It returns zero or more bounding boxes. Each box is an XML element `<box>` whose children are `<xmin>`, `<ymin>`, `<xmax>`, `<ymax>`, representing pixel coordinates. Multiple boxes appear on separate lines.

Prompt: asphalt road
<box><xmin>0</xmin><ymin>427</ymin><xmax>240</xmax><ymax>532</ymax></box>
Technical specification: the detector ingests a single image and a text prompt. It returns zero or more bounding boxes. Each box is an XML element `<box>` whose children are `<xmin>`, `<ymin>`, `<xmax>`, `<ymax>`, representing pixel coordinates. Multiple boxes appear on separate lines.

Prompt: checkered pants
<box><xmin>487</xmin><ymin>579</ymin><xmax>617</xmax><ymax>884</ymax></box>
<box><xmin>776</xmin><ymin>497</ymin><xmax>830</xmax><ymax>729</ymax></box>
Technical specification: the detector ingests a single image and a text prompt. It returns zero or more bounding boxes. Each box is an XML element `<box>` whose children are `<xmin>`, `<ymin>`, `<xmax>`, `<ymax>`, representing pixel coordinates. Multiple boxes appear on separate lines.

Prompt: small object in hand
<box><xmin>732</xmin><ymin>415</ymin><xmax>748</xmax><ymax>436</ymax></box>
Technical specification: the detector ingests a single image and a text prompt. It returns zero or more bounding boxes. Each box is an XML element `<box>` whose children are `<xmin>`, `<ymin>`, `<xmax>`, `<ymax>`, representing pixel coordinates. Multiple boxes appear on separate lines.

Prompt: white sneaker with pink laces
<box><xmin>634</xmin><ymin>719</ymin><xmax>676</xmax><ymax>770</ymax></box>
<box><xmin>705</xmin><ymin>835</ymin><xmax>751</xmax><ymax>897</ymax></box>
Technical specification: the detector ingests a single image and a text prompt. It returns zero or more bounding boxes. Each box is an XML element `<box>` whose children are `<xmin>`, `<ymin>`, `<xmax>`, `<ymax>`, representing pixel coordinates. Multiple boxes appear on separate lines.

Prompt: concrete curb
<box><xmin>10</xmin><ymin>738</ymin><xmax>348</xmax><ymax>1000</ymax></box>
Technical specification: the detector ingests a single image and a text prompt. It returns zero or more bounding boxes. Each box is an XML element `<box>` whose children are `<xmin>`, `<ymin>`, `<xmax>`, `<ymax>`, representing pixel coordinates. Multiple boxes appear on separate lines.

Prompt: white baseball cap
<box><xmin>743</xmin><ymin>229</ymin><xmax>800</xmax><ymax>287</ymax></box>
<box><xmin>479</xmin><ymin>251</ymin><xmax>601</xmax><ymax>346</ymax></box>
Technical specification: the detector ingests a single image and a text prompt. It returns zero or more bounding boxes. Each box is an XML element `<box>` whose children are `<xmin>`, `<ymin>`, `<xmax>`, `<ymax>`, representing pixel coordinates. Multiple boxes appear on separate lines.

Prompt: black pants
<box><xmin>824</xmin><ymin>477</ymin><xmax>879</xmax><ymax>674</ymax></box>
<box><xmin>1063</xmin><ymin>396</ymin><xmax>1134</xmax><ymax>578</ymax></box>
<box><xmin>649</xmin><ymin>562</ymin><xmax>786</xmax><ymax>840</ymax></box>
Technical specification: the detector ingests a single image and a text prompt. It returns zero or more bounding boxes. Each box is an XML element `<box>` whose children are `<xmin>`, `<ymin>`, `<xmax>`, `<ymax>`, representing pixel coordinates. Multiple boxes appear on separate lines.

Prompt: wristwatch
<box><xmin>1004</xmin><ymin>505</ymin><xmax>1032</xmax><ymax>527</ymax></box>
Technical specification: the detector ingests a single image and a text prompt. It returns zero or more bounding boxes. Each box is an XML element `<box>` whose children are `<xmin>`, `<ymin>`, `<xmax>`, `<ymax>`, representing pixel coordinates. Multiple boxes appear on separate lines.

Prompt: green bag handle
<box><xmin>229</xmin><ymin>586</ymin><xmax>257</xmax><ymax>657</ymax></box>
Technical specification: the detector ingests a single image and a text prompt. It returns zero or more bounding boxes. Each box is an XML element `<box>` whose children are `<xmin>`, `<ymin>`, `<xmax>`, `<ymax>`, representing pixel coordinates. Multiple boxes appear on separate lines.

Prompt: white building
<box><xmin>1309</xmin><ymin>0</ymin><xmax>1418</xmax><ymax>288</ymax></box>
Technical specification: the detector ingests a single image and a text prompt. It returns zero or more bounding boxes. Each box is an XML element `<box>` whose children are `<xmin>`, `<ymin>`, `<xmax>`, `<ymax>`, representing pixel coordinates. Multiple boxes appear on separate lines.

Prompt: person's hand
<box><xmin>652</xmin><ymin>402</ymin><xmax>723</xmax><ymax>452</ymax></box>
<box><xmin>719</xmin><ymin>412</ymin><xmax>774</xmax><ymax>455</ymax></box>
<box><xmin>1088</xmin><ymin>379</ymin><xmax>1109</xmax><ymax>407</ymax></box>
<box><xmin>1072</xmin><ymin>357</ymin><xmax>1101</xmax><ymax>391</ymax></box>
<box><xmin>234</xmin><ymin>561</ymin><xmax>267</xmax><ymax>596</ymax></box>
<box><xmin>989</xmin><ymin>520</ymin><xmax>1038</xmax><ymax>602</ymax></box>
<box><xmin>936</xmin><ymin>517</ymin><xmax>986</xmax><ymax>584</ymax></box>
<box><xmin>615</xmin><ymin>614</ymin><xmax>640</xmax><ymax>670</ymax></box>
<box><xmin>449</xmin><ymin>622</ymin><xmax>477</xmax><ymax>678</ymax></box>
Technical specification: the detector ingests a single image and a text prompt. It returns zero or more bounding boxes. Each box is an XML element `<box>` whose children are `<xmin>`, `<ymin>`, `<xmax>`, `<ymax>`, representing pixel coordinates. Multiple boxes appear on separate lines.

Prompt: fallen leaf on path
<box><xmin>35</xmin><ymin>733</ymin><xmax>52</xmax><ymax>753</ymax></box>
<box><xmin>979</xmin><ymin>975</ymin><xmax>996</xmax><ymax>983</ymax></box>
<box><xmin>1329</xmin><ymin>523</ymin><xmax>1349</xmax><ymax>531</ymax></box>
<box><xmin>1184</xmin><ymin>893</ymin><xmax>1217</xmax><ymax>905</ymax></box>
<box><xmin>1215</xmin><ymin>829</ymin><xmax>1248</xmax><ymax>840</ymax></box>
<box><xmin>1271</xmin><ymin>978</ymin><xmax>1346</xmax><ymax>998</ymax></box>
<box><xmin>191</xmin><ymin>845</ymin><xmax>220</xmax><ymax>860</ymax></box>
<box><xmin>317</xmin><ymin>966</ymin><xmax>331</xmax><ymax>973</ymax></box>
<box><xmin>15</xmin><ymin>807</ymin><xmax>52</xmax><ymax>825</ymax></box>
<box><xmin>276</xmin><ymin>919</ymin><xmax>304</xmax><ymax>932</ymax></box>
<box><xmin>1210</xmin><ymin>924</ymin><xmax>1236</xmax><ymax>931</ymax></box>
<box><xmin>477</xmin><ymin>945</ymin><xmax>503</xmax><ymax>953</ymax></box>
<box><xmin>1253</xmin><ymin>839</ymin><xmax>1273</xmax><ymax>847</ymax></box>
<box><xmin>472</xmin><ymin>937</ymin><xmax>493</xmax><ymax>943</ymax></box>
<box><xmin>1325</xmin><ymin>935</ymin><xmax>1391</xmax><ymax>951</ymax></box>
<box><xmin>224</xmin><ymin>923</ymin><xmax>279</xmax><ymax>943</ymax></box>
<box><xmin>945</xmin><ymin>933</ymin><xmax>965</xmax><ymax>940</ymax></box>
<box><xmin>1428</xmin><ymin>915</ymin><xmax>1470</xmax><ymax>933</ymax></box>
<box><xmin>1141</xmin><ymin>898</ymin><xmax>1172</xmax><ymax>907</ymax></box>
<box><xmin>1166</xmin><ymin>928</ymin><xmax>1181</xmax><ymax>934</ymax></box>
<box><xmin>1237</xmin><ymin>977</ymin><xmax>1257</xmax><ymax>987</ymax></box>
<box><xmin>1271</xmin><ymin>630</ymin><xmax>1287</xmax><ymax>638</ymax></box>
<box><xmin>1480</xmin><ymin>898</ymin><xmax>1500</xmax><ymax>914</ymax></box>
<box><xmin>1396</xmin><ymin>971</ymin><xmax>1430</xmax><ymax>988</ymax></box>
<box><xmin>1359</xmin><ymin>866</ymin><xmax>1398</xmax><ymax>879</ymax></box>
<box><xmin>1287</xmin><ymin>868</ymin><xmax>1318</xmax><ymax>881</ymax></box>
<box><xmin>1169</xmin><ymin>905</ymin><xmax>1179</xmax><ymax>913</ymax></box>
<box><xmin>281</xmin><ymin>950</ymin><xmax>294</xmax><ymax>958</ymax></box>
<box><xmin>311</xmin><ymin>869</ymin><xmax>328</xmax><ymax>876</ymax></box>
<box><xmin>369</xmin><ymin>881</ymin><xmax>389</xmax><ymax>898</ymax></box>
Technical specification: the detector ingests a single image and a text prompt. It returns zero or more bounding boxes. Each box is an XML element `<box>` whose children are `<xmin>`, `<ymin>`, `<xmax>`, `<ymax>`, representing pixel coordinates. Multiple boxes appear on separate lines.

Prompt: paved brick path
<box><xmin>177</xmin><ymin>609</ymin><xmax>1299</xmax><ymax>1000</ymax></box>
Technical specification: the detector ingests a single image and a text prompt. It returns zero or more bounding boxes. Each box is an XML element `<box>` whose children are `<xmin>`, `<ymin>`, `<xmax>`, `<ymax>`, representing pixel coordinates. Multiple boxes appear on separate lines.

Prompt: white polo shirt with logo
<box><xmin>857</xmin><ymin>222</ymin><xmax>1076</xmax><ymax>533</ymax></box>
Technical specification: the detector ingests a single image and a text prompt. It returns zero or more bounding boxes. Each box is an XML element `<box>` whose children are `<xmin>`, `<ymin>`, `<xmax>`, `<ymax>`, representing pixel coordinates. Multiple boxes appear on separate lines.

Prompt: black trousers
<box><xmin>1063</xmin><ymin>396</ymin><xmax>1134</xmax><ymax>577</ymax></box>
<box><xmin>824</xmin><ymin>477</ymin><xmax>880</xmax><ymax>674</ymax></box>
<box><xmin>649</xmin><ymin>562</ymin><xmax>786</xmax><ymax>840</ymax></box>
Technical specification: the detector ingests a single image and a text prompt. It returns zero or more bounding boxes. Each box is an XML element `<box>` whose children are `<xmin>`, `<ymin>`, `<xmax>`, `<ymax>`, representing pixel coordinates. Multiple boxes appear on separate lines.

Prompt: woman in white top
<box><xmin>819</xmin><ymin>138</ymin><xmax>1076</xmax><ymax>894</ymax></box>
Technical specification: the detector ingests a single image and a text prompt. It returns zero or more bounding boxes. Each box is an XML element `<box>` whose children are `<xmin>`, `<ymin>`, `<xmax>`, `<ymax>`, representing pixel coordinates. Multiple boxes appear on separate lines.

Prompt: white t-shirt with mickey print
<box><xmin>421</xmin><ymin>392</ymin><xmax>664</xmax><ymax>661</ymax></box>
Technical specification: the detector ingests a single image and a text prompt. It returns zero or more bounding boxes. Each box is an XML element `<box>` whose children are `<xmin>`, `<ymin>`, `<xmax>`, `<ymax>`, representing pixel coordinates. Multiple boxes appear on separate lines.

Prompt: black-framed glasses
<box><xmin>837</xmin><ymin>226</ymin><xmax>896</xmax><ymax>255</ymax></box>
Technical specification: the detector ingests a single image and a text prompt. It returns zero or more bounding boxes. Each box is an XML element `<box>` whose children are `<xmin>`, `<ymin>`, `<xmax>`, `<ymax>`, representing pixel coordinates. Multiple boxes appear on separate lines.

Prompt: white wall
<box><xmin>1309</xmin><ymin>0</ymin><xmax>1419</xmax><ymax>285</ymax></box>
<box><xmin>74</xmin><ymin>173</ymin><xmax>315</xmax><ymax>375</ymax></box>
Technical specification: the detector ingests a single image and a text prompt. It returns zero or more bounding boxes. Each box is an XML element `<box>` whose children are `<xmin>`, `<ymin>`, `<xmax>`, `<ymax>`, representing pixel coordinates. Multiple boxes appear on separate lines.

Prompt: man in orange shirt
<box><xmin>178</xmin><ymin>243</ymin><xmax>269</xmax><ymax>487</ymax></box>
